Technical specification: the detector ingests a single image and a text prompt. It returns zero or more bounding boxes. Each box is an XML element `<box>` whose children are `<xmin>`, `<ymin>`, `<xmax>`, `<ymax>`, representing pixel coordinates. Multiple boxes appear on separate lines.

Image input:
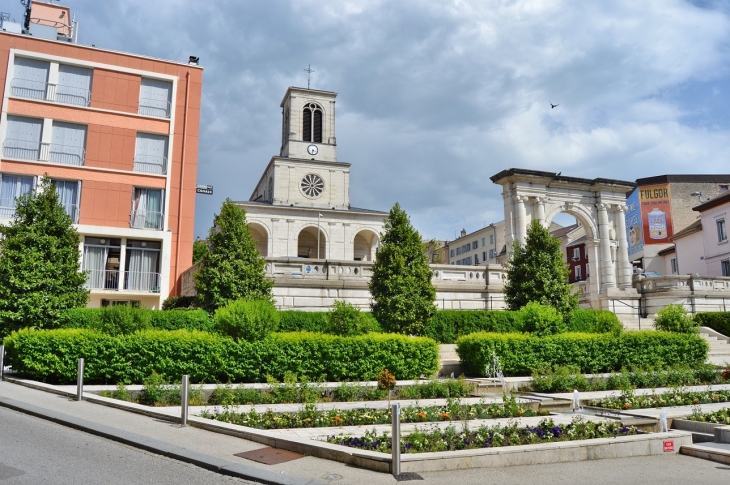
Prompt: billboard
<box><xmin>639</xmin><ymin>184</ymin><xmax>674</xmax><ymax>245</ymax></box>
<box><xmin>625</xmin><ymin>189</ymin><xmax>643</xmax><ymax>256</ymax></box>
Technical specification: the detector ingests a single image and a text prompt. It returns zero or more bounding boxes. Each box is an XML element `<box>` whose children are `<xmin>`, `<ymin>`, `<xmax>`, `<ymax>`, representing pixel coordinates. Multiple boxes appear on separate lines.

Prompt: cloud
<box><xmin>12</xmin><ymin>0</ymin><xmax>730</xmax><ymax>240</ymax></box>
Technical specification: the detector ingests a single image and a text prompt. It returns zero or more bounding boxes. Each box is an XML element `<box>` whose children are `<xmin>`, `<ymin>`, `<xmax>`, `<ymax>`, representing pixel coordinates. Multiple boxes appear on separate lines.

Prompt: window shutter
<box><xmin>57</xmin><ymin>64</ymin><xmax>92</xmax><ymax>106</ymax></box>
<box><xmin>139</xmin><ymin>78</ymin><xmax>172</xmax><ymax>117</ymax></box>
<box><xmin>302</xmin><ymin>108</ymin><xmax>311</xmax><ymax>142</ymax></box>
<box><xmin>313</xmin><ymin>109</ymin><xmax>322</xmax><ymax>143</ymax></box>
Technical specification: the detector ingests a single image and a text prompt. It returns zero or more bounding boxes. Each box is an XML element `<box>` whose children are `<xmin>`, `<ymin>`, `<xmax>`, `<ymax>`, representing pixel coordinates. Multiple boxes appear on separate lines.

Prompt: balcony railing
<box><xmin>84</xmin><ymin>269</ymin><xmax>120</xmax><ymax>290</ymax></box>
<box><xmin>49</xmin><ymin>144</ymin><xmax>85</xmax><ymax>166</ymax></box>
<box><xmin>3</xmin><ymin>139</ymin><xmax>45</xmax><ymax>161</ymax></box>
<box><xmin>133</xmin><ymin>155</ymin><xmax>167</xmax><ymax>175</ymax></box>
<box><xmin>0</xmin><ymin>198</ymin><xmax>17</xmax><ymax>219</ymax></box>
<box><xmin>138</xmin><ymin>98</ymin><xmax>171</xmax><ymax>118</ymax></box>
<box><xmin>11</xmin><ymin>78</ymin><xmax>91</xmax><ymax>107</ymax></box>
<box><xmin>130</xmin><ymin>210</ymin><xmax>165</xmax><ymax>230</ymax></box>
<box><xmin>123</xmin><ymin>271</ymin><xmax>161</xmax><ymax>292</ymax></box>
<box><xmin>61</xmin><ymin>203</ymin><xmax>79</xmax><ymax>224</ymax></box>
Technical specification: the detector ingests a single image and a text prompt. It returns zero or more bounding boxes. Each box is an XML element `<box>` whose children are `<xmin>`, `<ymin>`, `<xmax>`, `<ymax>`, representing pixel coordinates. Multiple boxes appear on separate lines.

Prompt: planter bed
<box><xmin>589</xmin><ymin>390</ymin><xmax>730</xmax><ymax>410</ymax></box>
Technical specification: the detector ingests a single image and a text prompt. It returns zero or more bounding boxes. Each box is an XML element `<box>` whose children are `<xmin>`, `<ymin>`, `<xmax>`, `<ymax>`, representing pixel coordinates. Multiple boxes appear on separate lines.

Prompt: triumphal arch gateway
<box><xmin>491</xmin><ymin>169</ymin><xmax>639</xmax><ymax>310</ymax></box>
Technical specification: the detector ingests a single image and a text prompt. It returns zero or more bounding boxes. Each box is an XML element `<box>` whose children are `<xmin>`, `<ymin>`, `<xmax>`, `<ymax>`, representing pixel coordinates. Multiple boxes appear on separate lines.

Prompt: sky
<box><xmin>8</xmin><ymin>0</ymin><xmax>730</xmax><ymax>241</ymax></box>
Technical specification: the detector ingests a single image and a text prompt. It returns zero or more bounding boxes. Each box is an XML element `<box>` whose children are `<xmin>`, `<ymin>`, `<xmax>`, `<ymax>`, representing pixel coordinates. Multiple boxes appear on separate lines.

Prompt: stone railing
<box><xmin>633</xmin><ymin>274</ymin><xmax>730</xmax><ymax>294</ymax></box>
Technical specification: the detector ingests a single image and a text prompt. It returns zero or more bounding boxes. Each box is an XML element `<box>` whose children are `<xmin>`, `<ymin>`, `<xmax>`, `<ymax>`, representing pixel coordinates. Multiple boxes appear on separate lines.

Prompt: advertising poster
<box><xmin>625</xmin><ymin>189</ymin><xmax>643</xmax><ymax>256</ymax></box>
<box><xmin>639</xmin><ymin>184</ymin><xmax>674</xmax><ymax>244</ymax></box>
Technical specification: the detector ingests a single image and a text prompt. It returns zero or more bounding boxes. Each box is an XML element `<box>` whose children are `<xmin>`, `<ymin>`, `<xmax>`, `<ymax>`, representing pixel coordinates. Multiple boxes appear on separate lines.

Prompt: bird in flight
<box><xmin>550</xmin><ymin>103</ymin><xmax>559</xmax><ymax>109</ymax></box>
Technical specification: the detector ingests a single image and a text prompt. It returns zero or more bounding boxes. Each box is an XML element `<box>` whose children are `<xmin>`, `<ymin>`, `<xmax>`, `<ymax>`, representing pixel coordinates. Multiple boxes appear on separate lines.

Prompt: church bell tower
<box><xmin>279</xmin><ymin>87</ymin><xmax>337</xmax><ymax>163</ymax></box>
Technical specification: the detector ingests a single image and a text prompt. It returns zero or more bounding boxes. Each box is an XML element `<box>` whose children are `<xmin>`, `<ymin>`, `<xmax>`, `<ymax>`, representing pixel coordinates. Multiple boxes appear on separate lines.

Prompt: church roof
<box><xmin>235</xmin><ymin>200</ymin><xmax>387</xmax><ymax>215</ymax></box>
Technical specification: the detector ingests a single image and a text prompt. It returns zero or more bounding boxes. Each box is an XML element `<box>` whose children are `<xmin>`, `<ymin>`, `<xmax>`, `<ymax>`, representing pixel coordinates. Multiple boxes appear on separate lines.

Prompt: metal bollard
<box><xmin>0</xmin><ymin>345</ymin><xmax>5</xmax><ymax>379</ymax></box>
<box><xmin>391</xmin><ymin>403</ymin><xmax>401</xmax><ymax>477</ymax></box>
<box><xmin>180</xmin><ymin>375</ymin><xmax>189</xmax><ymax>426</ymax></box>
<box><xmin>76</xmin><ymin>358</ymin><xmax>84</xmax><ymax>401</ymax></box>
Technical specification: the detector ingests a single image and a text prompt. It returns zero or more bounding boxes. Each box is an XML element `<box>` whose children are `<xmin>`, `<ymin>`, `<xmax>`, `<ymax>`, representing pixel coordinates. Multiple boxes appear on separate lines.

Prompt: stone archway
<box><xmin>353</xmin><ymin>229</ymin><xmax>379</xmax><ymax>261</ymax></box>
<box><xmin>491</xmin><ymin>168</ymin><xmax>637</xmax><ymax>308</ymax></box>
<box><xmin>297</xmin><ymin>226</ymin><xmax>327</xmax><ymax>259</ymax></box>
<box><xmin>248</xmin><ymin>222</ymin><xmax>269</xmax><ymax>257</ymax></box>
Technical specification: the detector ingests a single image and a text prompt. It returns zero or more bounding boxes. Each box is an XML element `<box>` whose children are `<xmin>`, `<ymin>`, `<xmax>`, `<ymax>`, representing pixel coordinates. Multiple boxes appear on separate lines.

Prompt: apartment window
<box><xmin>481</xmin><ymin>237</ymin><xmax>485</xmax><ymax>247</ymax></box>
<box><xmin>572</xmin><ymin>247</ymin><xmax>580</xmax><ymax>260</ymax></box>
<box><xmin>56</xmin><ymin>64</ymin><xmax>92</xmax><ymax>107</ymax></box>
<box><xmin>474</xmin><ymin>254</ymin><xmax>479</xmax><ymax>264</ymax></box>
<box><xmin>83</xmin><ymin>237</ymin><xmax>121</xmax><ymax>290</ymax></box>
<box><xmin>11</xmin><ymin>57</ymin><xmax>49</xmax><ymax>101</ymax></box>
<box><xmin>472</xmin><ymin>241</ymin><xmax>478</xmax><ymax>250</ymax></box>
<box><xmin>456</xmin><ymin>248</ymin><xmax>461</xmax><ymax>256</ymax></box>
<box><xmin>131</xmin><ymin>188</ymin><xmax>164</xmax><ymax>230</ymax></box>
<box><xmin>489</xmin><ymin>249</ymin><xmax>495</xmax><ymax>259</ymax></box>
<box><xmin>50</xmin><ymin>121</ymin><xmax>86</xmax><ymax>166</ymax></box>
<box><xmin>722</xmin><ymin>259</ymin><xmax>730</xmax><ymax>277</ymax></box>
<box><xmin>450</xmin><ymin>249</ymin><xmax>454</xmax><ymax>257</ymax></box>
<box><xmin>718</xmin><ymin>218</ymin><xmax>728</xmax><ymax>243</ymax></box>
<box><xmin>302</xmin><ymin>103</ymin><xmax>323</xmax><ymax>143</ymax></box>
<box><xmin>51</xmin><ymin>179</ymin><xmax>81</xmax><ymax>223</ymax></box>
<box><xmin>4</xmin><ymin>116</ymin><xmax>43</xmax><ymax>161</ymax></box>
<box><xmin>125</xmin><ymin>239</ymin><xmax>161</xmax><ymax>292</ymax></box>
<box><xmin>482</xmin><ymin>251</ymin><xmax>486</xmax><ymax>261</ymax></box>
<box><xmin>490</xmin><ymin>234</ymin><xmax>494</xmax><ymax>244</ymax></box>
<box><xmin>0</xmin><ymin>174</ymin><xmax>34</xmax><ymax>218</ymax></box>
<box><xmin>134</xmin><ymin>133</ymin><xmax>169</xmax><ymax>175</ymax></box>
<box><xmin>139</xmin><ymin>78</ymin><xmax>172</xmax><ymax>118</ymax></box>
<box><xmin>101</xmin><ymin>299</ymin><xmax>141</xmax><ymax>308</ymax></box>
<box><xmin>575</xmin><ymin>265</ymin><xmax>582</xmax><ymax>280</ymax></box>
<box><xmin>671</xmin><ymin>258</ymin><xmax>678</xmax><ymax>274</ymax></box>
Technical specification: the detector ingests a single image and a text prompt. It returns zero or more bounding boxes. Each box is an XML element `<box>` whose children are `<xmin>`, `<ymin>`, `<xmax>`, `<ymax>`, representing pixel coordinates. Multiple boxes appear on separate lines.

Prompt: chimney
<box><xmin>460</xmin><ymin>228</ymin><xmax>466</xmax><ymax>238</ymax></box>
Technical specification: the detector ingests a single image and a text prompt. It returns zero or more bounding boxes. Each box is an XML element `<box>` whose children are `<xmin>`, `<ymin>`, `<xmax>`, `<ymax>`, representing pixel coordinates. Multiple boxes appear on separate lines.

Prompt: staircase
<box><xmin>438</xmin><ymin>344</ymin><xmax>463</xmax><ymax>377</ymax></box>
<box><xmin>700</xmin><ymin>327</ymin><xmax>730</xmax><ymax>367</ymax></box>
<box><xmin>617</xmin><ymin>314</ymin><xmax>653</xmax><ymax>331</ymax></box>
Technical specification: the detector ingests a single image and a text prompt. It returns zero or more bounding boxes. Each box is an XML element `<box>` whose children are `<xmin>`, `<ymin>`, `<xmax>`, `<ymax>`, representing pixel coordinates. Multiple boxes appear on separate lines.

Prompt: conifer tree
<box><xmin>504</xmin><ymin>219</ymin><xmax>578</xmax><ymax>316</ymax></box>
<box><xmin>195</xmin><ymin>199</ymin><xmax>272</xmax><ymax>311</ymax></box>
<box><xmin>370</xmin><ymin>203</ymin><xmax>436</xmax><ymax>335</ymax></box>
<box><xmin>0</xmin><ymin>177</ymin><xmax>88</xmax><ymax>339</ymax></box>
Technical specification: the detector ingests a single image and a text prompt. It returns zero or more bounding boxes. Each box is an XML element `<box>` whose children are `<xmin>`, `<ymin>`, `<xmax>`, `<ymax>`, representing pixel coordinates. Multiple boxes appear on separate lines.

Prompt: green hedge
<box><xmin>278</xmin><ymin>310</ymin><xmax>383</xmax><ymax>334</ymax></box>
<box><xmin>456</xmin><ymin>331</ymin><xmax>709</xmax><ymax>376</ymax></box>
<box><xmin>565</xmin><ymin>309</ymin><xmax>623</xmax><ymax>334</ymax></box>
<box><xmin>694</xmin><ymin>312</ymin><xmax>730</xmax><ymax>337</ymax></box>
<box><xmin>4</xmin><ymin>329</ymin><xmax>439</xmax><ymax>384</ymax></box>
<box><xmin>61</xmin><ymin>307</ymin><xmax>215</xmax><ymax>334</ymax></box>
<box><xmin>424</xmin><ymin>310</ymin><xmax>523</xmax><ymax>343</ymax></box>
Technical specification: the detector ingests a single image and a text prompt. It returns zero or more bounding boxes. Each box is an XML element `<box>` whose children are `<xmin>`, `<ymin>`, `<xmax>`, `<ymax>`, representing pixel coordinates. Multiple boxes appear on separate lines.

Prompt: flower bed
<box><xmin>688</xmin><ymin>407</ymin><xmax>730</xmax><ymax>424</ymax></box>
<box><xmin>590</xmin><ymin>389</ymin><xmax>730</xmax><ymax>410</ymax></box>
<box><xmin>324</xmin><ymin>417</ymin><xmax>638</xmax><ymax>453</ymax></box>
<box><xmin>199</xmin><ymin>397</ymin><xmax>546</xmax><ymax>430</ymax></box>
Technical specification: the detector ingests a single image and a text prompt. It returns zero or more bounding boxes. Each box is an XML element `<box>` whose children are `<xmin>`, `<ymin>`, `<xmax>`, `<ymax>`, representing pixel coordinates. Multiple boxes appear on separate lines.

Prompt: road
<box><xmin>0</xmin><ymin>406</ymin><xmax>256</xmax><ymax>485</ymax></box>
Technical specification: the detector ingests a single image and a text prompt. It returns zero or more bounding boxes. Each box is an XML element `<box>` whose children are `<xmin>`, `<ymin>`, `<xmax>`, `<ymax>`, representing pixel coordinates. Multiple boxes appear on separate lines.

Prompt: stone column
<box><xmin>584</xmin><ymin>238</ymin><xmax>601</xmax><ymax>304</ymax></box>
<box><xmin>502</xmin><ymin>190</ymin><xmax>515</xmax><ymax>249</ymax></box>
<box><xmin>596</xmin><ymin>203</ymin><xmax>616</xmax><ymax>292</ymax></box>
<box><xmin>535</xmin><ymin>197</ymin><xmax>547</xmax><ymax>227</ymax></box>
<box><xmin>614</xmin><ymin>205</ymin><xmax>633</xmax><ymax>289</ymax></box>
<box><xmin>514</xmin><ymin>195</ymin><xmax>527</xmax><ymax>245</ymax></box>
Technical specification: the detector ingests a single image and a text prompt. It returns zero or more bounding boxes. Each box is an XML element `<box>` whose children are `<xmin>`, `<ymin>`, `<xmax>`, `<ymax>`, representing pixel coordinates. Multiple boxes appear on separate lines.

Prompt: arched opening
<box><xmin>353</xmin><ymin>230</ymin><xmax>379</xmax><ymax>261</ymax></box>
<box><xmin>547</xmin><ymin>213</ymin><xmax>587</xmax><ymax>283</ymax></box>
<box><xmin>302</xmin><ymin>103</ymin><xmax>323</xmax><ymax>143</ymax></box>
<box><xmin>297</xmin><ymin>226</ymin><xmax>326</xmax><ymax>259</ymax></box>
<box><xmin>248</xmin><ymin>222</ymin><xmax>269</xmax><ymax>257</ymax></box>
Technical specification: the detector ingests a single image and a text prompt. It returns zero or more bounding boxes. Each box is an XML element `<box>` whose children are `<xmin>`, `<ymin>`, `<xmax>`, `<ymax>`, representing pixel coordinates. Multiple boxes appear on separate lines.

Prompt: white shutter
<box><xmin>57</xmin><ymin>64</ymin><xmax>92</xmax><ymax>106</ymax></box>
<box><xmin>5</xmin><ymin>116</ymin><xmax>43</xmax><ymax>161</ymax></box>
<box><xmin>139</xmin><ymin>78</ymin><xmax>172</xmax><ymax>117</ymax></box>
<box><xmin>50</xmin><ymin>122</ymin><xmax>86</xmax><ymax>166</ymax></box>
<box><xmin>134</xmin><ymin>133</ymin><xmax>168</xmax><ymax>174</ymax></box>
<box><xmin>12</xmin><ymin>57</ymin><xmax>50</xmax><ymax>101</ymax></box>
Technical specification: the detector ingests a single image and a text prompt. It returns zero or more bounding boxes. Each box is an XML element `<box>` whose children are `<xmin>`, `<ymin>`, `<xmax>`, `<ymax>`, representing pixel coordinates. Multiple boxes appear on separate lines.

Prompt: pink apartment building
<box><xmin>0</xmin><ymin>2</ymin><xmax>202</xmax><ymax>307</ymax></box>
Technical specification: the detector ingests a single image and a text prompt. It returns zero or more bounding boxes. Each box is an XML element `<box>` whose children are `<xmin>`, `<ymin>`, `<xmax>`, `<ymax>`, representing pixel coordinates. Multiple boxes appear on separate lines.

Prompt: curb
<box><xmin>0</xmin><ymin>395</ymin><xmax>319</xmax><ymax>485</ymax></box>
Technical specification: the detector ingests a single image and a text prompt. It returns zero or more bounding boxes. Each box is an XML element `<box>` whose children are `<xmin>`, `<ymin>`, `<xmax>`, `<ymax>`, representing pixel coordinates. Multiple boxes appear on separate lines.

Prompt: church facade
<box><xmin>237</xmin><ymin>87</ymin><xmax>386</xmax><ymax>261</ymax></box>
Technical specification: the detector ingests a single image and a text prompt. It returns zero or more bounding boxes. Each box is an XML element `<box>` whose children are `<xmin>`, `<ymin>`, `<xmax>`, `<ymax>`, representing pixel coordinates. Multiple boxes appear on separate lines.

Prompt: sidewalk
<box><xmin>0</xmin><ymin>380</ymin><xmax>396</xmax><ymax>485</ymax></box>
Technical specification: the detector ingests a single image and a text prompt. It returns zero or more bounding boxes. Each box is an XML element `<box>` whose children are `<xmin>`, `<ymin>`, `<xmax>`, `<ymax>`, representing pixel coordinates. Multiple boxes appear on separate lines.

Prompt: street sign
<box><xmin>663</xmin><ymin>440</ymin><xmax>674</xmax><ymax>452</ymax></box>
<box><xmin>196</xmin><ymin>184</ymin><xmax>213</xmax><ymax>195</ymax></box>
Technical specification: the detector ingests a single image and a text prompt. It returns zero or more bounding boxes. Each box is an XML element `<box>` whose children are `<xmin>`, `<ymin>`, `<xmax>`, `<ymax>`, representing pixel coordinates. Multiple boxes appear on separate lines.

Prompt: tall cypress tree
<box><xmin>370</xmin><ymin>203</ymin><xmax>436</xmax><ymax>335</ymax></box>
<box><xmin>0</xmin><ymin>177</ymin><xmax>88</xmax><ymax>340</ymax></box>
<box><xmin>504</xmin><ymin>219</ymin><xmax>578</xmax><ymax>316</ymax></box>
<box><xmin>195</xmin><ymin>199</ymin><xmax>272</xmax><ymax>311</ymax></box>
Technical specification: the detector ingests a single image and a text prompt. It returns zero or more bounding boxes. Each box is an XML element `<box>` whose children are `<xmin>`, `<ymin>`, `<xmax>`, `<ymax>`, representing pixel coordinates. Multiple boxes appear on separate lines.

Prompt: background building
<box><xmin>0</xmin><ymin>2</ymin><xmax>202</xmax><ymax>308</ymax></box>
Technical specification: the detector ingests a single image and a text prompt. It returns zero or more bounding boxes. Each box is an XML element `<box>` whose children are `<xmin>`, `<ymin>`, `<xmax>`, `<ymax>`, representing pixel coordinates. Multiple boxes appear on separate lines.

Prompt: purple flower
<box><xmin>405</xmin><ymin>443</ymin><xmax>412</xmax><ymax>450</ymax></box>
<box><xmin>552</xmin><ymin>426</ymin><xmax>562</xmax><ymax>437</ymax></box>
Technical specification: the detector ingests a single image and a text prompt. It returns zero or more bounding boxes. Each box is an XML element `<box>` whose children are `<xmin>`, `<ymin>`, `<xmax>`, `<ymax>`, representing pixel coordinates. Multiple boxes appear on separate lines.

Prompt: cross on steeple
<box><xmin>304</xmin><ymin>64</ymin><xmax>314</xmax><ymax>89</ymax></box>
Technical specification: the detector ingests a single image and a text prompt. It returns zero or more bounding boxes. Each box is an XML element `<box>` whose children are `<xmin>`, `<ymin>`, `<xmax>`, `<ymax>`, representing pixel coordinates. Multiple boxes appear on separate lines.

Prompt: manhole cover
<box><xmin>234</xmin><ymin>447</ymin><xmax>302</xmax><ymax>465</ymax></box>
<box><xmin>321</xmin><ymin>474</ymin><xmax>343</xmax><ymax>481</ymax></box>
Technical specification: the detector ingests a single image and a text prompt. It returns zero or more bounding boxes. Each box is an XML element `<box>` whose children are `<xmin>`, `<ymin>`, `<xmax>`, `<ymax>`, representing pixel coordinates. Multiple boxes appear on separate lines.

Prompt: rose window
<box><xmin>300</xmin><ymin>174</ymin><xmax>324</xmax><ymax>198</ymax></box>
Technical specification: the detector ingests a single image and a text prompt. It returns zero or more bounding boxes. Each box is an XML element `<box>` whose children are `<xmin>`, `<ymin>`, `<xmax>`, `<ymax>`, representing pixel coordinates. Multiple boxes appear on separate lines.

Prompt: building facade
<box><xmin>237</xmin><ymin>87</ymin><xmax>386</xmax><ymax>261</ymax></box>
<box><xmin>566</xmin><ymin>235</ymin><xmax>589</xmax><ymax>283</ymax></box>
<box><xmin>0</xmin><ymin>2</ymin><xmax>202</xmax><ymax>308</ymax></box>
<box><xmin>694</xmin><ymin>190</ymin><xmax>730</xmax><ymax>277</ymax></box>
<box><xmin>447</xmin><ymin>221</ymin><xmax>505</xmax><ymax>266</ymax></box>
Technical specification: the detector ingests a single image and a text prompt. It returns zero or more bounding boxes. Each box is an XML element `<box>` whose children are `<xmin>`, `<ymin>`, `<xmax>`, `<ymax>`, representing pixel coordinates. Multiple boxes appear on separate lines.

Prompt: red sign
<box><xmin>639</xmin><ymin>184</ymin><xmax>674</xmax><ymax>245</ymax></box>
<box><xmin>663</xmin><ymin>440</ymin><xmax>674</xmax><ymax>452</ymax></box>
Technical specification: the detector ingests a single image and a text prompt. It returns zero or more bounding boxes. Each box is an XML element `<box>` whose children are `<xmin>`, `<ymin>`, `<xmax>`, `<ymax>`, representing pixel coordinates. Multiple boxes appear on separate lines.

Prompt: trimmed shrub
<box><xmin>567</xmin><ymin>309</ymin><xmax>623</xmax><ymax>335</ymax></box>
<box><xmin>326</xmin><ymin>301</ymin><xmax>368</xmax><ymax>336</ymax></box>
<box><xmin>3</xmin><ymin>329</ymin><xmax>439</xmax><ymax>384</ymax></box>
<box><xmin>161</xmin><ymin>296</ymin><xmax>199</xmax><ymax>310</ymax></box>
<box><xmin>215</xmin><ymin>299</ymin><xmax>279</xmax><ymax>341</ymax></box>
<box><xmin>519</xmin><ymin>302</ymin><xmax>566</xmax><ymax>336</ymax></box>
<box><xmin>654</xmin><ymin>304</ymin><xmax>698</xmax><ymax>333</ymax></box>
<box><xmin>693</xmin><ymin>312</ymin><xmax>730</xmax><ymax>337</ymax></box>
<box><xmin>61</xmin><ymin>307</ymin><xmax>214</xmax><ymax>333</ymax></box>
<box><xmin>456</xmin><ymin>331</ymin><xmax>708</xmax><ymax>376</ymax></box>
<box><xmin>424</xmin><ymin>310</ymin><xmax>523</xmax><ymax>344</ymax></box>
<box><xmin>278</xmin><ymin>310</ymin><xmax>382</xmax><ymax>334</ymax></box>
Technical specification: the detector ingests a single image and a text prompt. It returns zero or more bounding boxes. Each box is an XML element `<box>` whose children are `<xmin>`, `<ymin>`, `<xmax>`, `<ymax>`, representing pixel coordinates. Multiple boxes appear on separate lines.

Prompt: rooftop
<box><xmin>490</xmin><ymin>168</ymin><xmax>636</xmax><ymax>189</ymax></box>
<box><xmin>635</xmin><ymin>174</ymin><xmax>730</xmax><ymax>186</ymax></box>
<box><xmin>693</xmin><ymin>189</ymin><xmax>730</xmax><ymax>213</ymax></box>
